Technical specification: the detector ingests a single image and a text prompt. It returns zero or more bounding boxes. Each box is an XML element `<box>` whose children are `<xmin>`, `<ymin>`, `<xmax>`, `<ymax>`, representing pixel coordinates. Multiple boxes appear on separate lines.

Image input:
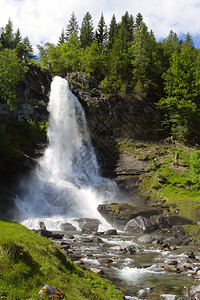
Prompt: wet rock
<box><xmin>60</xmin><ymin>222</ymin><xmax>77</xmax><ymax>231</ymax></box>
<box><xmin>39</xmin><ymin>221</ymin><xmax>46</xmax><ymax>230</ymax></box>
<box><xmin>75</xmin><ymin>218</ymin><xmax>100</xmax><ymax>230</ymax></box>
<box><xmin>82</xmin><ymin>221</ymin><xmax>99</xmax><ymax>234</ymax></box>
<box><xmin>137</xmin><ymin>235</ymin><xmax>154</xmax><ymax>244</ymax></box>
<box><xmin>38</xmin><ymin>284</ymin><xmax>65</xmax><ymax>299</ymax></box>
<box><xmin>98</xmin><ymin>258</ymin><xmax>114</xmax><ymax>264</ymax></box>
<box><xmin>90</xmin><ymin>267</ymin><xmax>104</xmax><ymax>275</ymax></box>
<box><xmin>120</xmin><ymin>245</ymin><xmax>137</xmax><ymax>254</ymax></box>
<box><xmin>36</xmin><ymin>229</ymin><xmax>53</xmax><ymax>238</ymax></box>
<box><xmin>97</xmin><ymin>203</ymin><xmax>163</xmax><ymax>230</ymax></box>
<box><xmin>104</xmin><ymin>229</ymin><xmax>117</xmax><ymax>235</ymax></box>
<box><xmin>190</xmin><ymin>284</ymin><xmax>200</xmax><ymax>299</ymax></box>
<box><xmin>188</xmin><ymin>252</ymin><xmax>196</xmax><ymax>259</ymax></box>
<box><xmin>52</xmin><ymin>233</ymin><xmax>64</xmax><ymax>240</ymax></box>
<box><xmin>124</xmin><ymin>215</ymin><xmax>158</xmax><ymax>233</ymax></box>
<box><xmin>64</xmin><ymin>234</ymin><xmax>75</xmax><ymax>239</ymax></box>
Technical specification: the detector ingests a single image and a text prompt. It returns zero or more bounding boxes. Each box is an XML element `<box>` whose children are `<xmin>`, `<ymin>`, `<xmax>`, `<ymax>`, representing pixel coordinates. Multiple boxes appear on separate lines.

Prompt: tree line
<box><xmin>1</xmin><ymin>13</ymin><xmax>200</xmax><ymax>144</ymax></box>
<box><xmin>0</xmin><ymin>19</ymin><xmax>34</xmax><ymax>107</ymax></box>
<box><xmin>38</xmin><ymin>11</ymin><xmax>200</xmax><ymax>144</ymax></box>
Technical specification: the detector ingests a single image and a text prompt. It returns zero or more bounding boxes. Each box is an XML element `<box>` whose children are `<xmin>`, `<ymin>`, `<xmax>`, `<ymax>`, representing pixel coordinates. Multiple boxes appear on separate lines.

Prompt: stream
<box><xmin>51</xmin><ymin>228</ymin><xmax>199</xmax><ymax>299</ymax></box>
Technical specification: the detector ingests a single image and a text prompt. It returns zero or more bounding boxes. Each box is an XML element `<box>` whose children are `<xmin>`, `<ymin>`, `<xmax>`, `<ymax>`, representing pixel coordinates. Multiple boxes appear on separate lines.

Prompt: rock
<box><xmin>103</xmin><ymin>229</ymin><xmax>117</xmax><ymax>235</ymax></box>
<box><xmin>82</xmin><ymin>221</ymin><xmax>99</xmax><ymax>234</ymax></box>
<box><xmin>167</xmin><ymin>214</ymin><xmax>193</xmax><ymax>226</ymax></box>
<box><xmin>38</xmin><ymin>284</ymin><xmax>65</xmax><ymax>299</ymax></box>
<box><xmin>124</xmin><ymin>216</ymin><xmax>158</xmax><ymax>233</ymax></box>
<box><xmin>190</xmin><ymin>285</ymin><xmax>200</xmax><ymax>299</ymax></box>
<box><xmin>98</xmin><ymin>258</ymin><xmax>114</xmax><ymax>264</ymax></box>
<box><xmin>75</xmin><ymin>218</ymin><xmax>100</xmax><ymax>230</ymax></box>
<box><xmin>64</xmin><ymin>234</ymin><xmax>75</xmax><ymax>239</ymax></box>
<box><xmin>137</xmin><ymin>235</ymin><xmax>154</xmax><ymax>244</ymax></box>
<box><xmin>37</xmin><ymin>229</ymin><xmax>53</xmax><ymax>238</ymax></box>
<box><xmin>90</xmin><ymin>267</ymin><xmax>104</xmax><ymax>275</ymax></box>
<box><xmin>52</xmin><ymin>233</ymin><xmax>64</xmax><ymax>240</ymax></box>
<box><xmin>188</xmin><ymin>252</ymin><xmax>196</xmax><ymax>259</ymax></box>
<box><xmin>97</xmin><ymin>203</ymin><xmax>163</xmax><ymax>230</ymax></box>
<box><xmin>60</xmin><ymin>222</ymin><xmax>77</xmax><ymax>231</ymax></box>
<box><xmin>120</xmin><ymin>245</ymin><xmax>137</xmax><ymax>254</ymax></box>
<box><xmin>39</xmin><ymin>221</ymin><xmax>46</xmax><ymax>230</ymax></box>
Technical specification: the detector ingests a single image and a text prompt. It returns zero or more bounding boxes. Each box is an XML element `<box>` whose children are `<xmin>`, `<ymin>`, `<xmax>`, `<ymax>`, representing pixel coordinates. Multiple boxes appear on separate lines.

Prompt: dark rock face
<box><xmin>0</xmin><ymin>64</ymin><xmax>52</xmax><ymax>122</ymax></box>
<box><xmin>67</xmin><ymin>73</ymin><xmax>161</xmax><ymax>141</ymax></box>
<box><xmin>97</xmin><ymin>203</ymin><xmax>164</xmax><ymax>230</ymax></box>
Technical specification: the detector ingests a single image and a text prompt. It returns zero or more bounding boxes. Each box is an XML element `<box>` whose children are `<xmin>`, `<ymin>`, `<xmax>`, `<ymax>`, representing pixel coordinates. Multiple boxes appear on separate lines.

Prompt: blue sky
<box><xmin>1</xmin><ymin>0</ymin><xmax>200</xmax><ymax>52</ymax></box>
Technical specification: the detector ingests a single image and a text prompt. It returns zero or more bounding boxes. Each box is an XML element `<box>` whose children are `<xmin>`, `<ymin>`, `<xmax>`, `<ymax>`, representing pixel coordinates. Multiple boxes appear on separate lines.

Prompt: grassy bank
<box><xmin>115</xmin><ymin>139</ymin><xmax>200</xmax><ymax>237</ymax></box>
<box><xmin>0</xmin><ymin>220</ymin><xmax>124</xmax><ymax>300</ymax></box>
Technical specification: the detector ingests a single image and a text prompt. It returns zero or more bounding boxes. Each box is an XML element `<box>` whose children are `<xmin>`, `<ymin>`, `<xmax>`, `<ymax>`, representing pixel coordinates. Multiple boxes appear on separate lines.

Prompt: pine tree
<box><xmin>80</xmin><ymin>12</ymin><xmax>94</xmax><ymax>48</ymax></box>
<box><xmin>66</xmin><ymin>12</ymin><xmax>79</xmax><ymax>40</ymax></box>
<box><xmin>95</xmin><ymin>13</ymin><xmax>107</xmax><ymax>46</ymax></box>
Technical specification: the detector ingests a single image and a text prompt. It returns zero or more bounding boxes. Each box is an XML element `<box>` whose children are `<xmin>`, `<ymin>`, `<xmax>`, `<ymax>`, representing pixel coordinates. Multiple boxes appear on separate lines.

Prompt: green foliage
<box><xmin>0</xmin><ymin>220</ymin><xmax>124</xmax><ymax>299</ymax></box>
<box><xmin>13</xmin><ymin>121</ymin><xmax>47</xmax><ymax>148</ymax></box>
<box><xmin>80</xmin><ymin>12</ymin><xmax>94</xmax><ymax>48</ymax></box>
<box><xmin>158</xmin><ymin>44</ymin><xmax>200</xmax><ymax>142</ymax></box>
<box><xmin>0</xmin><ymin>48</ymin><xmax>28</xmax><ymax>107</ymax></box>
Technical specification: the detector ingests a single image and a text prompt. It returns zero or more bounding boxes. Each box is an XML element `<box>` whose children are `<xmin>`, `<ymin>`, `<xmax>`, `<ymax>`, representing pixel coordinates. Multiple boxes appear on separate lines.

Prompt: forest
<box><xmin>1</xmin><ymin>12</ymin><xmax>200</xmax><ymax>144</ymax></box>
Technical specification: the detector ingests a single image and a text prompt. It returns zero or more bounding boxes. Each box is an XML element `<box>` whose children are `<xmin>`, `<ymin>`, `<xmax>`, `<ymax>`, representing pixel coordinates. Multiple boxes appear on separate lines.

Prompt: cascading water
<box><xmin>16</xmin><ymin>76</ymin><xmax>118</xmax><ymax>230</ymax></box>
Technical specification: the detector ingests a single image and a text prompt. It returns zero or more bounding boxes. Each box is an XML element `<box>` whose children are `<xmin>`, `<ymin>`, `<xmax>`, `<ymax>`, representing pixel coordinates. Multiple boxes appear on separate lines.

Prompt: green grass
<box><xmin>115</xmin><ymin>140</ymin><xmax>200</xmax><ymax>227</ymax></box>
<box><xmin>0</xmin><ymin>220</ymin><xmax>124</xmax><ymax>300</ymax></box>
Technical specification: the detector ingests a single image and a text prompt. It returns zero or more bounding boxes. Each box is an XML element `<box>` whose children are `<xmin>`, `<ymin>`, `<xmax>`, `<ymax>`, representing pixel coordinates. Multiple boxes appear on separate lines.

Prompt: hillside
<box><xmin>0</xmin><ymin>220</ymin><xmax>124</xmax><ymax>299</ymax></box>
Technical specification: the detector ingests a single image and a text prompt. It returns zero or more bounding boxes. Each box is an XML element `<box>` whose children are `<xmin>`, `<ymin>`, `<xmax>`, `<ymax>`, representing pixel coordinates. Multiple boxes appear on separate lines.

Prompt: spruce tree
<box><xmin>80</xmin><ymin>12</ymin><xmax>94</xmax><ymax>48</ymax></box>
<box><xmin>58</xmin><ymin>29</ymin><xmax>66</xmax><ymax>45</ymax></box>
<box><xmin>95</xmin><ymin>13</ymin><xmax>108</xmax><ymax>46</ymax></box>
<box><xmin>107</xmin><ymin>14</ymin><xmax>118</xmax><ymax>49</ymax></box>
<box><xmin>66</xmin><ymin>12</ymin><xmax>79</xmax><ymax>40</ymax></box>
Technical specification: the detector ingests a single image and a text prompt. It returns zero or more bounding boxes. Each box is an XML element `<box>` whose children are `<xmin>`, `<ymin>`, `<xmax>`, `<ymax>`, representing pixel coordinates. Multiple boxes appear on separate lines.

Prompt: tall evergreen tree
<box><xmin>0</xmin><ymin>18</ymin><xmax>15</xmax><ymax>49</ymax></box>
<box><xmin>58</xmin><ymin>29</ymin><xmax>66</xmax><ymax>45</ymax></box>
<box><xmin>118</xmin><ymin>11</ymin><xmax>134</xmax><ymax>50</ymax></box>
<box><xmin>66</xmin><ymin>12</ymin><xmax>79</xmax><ymax>40</ymax></box>
<box><xmin>107</xmin><ymin>14</ymin><xmax>118</xmax><ymax>49</ymax></box>
<box><xmin>80</xmin><ymin>12</ymin><xmax>94</xmax><ymax>48</ymax></box>
<box><xmin>135</xmin><ymin>13</ymin><xmax>143</xmax><ymax>29</ymax></box>
<box><xmin>95</xmin><ymin>13</ymin><xmax>108</xmax><ymax>46</ymax></box>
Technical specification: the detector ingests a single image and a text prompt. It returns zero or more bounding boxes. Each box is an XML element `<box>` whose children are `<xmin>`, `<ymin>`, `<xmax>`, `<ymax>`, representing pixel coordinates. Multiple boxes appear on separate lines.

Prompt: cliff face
<box><xmin>67</xmin><ymin>73</ymin><xmax>161</xmax><ymax>142</ymax></box>
<box><xmin>0</xmin><ymin>64</ymin><xmax>52</xmax><ymax>122</ymax></box>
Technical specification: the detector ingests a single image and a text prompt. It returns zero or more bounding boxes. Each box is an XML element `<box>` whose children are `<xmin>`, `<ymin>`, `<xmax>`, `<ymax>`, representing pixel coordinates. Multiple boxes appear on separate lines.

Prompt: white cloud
<box><xmin>1</xmin><ymin>0</ymin><xmax>200</xmax><ymax>52</ymax></box>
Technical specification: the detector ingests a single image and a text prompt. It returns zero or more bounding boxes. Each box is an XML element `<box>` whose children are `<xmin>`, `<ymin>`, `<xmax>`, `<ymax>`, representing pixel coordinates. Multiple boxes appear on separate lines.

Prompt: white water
<box><xmin>16</xmin><ymin>76</ymin><xmax>118</xmax><ymax>230</ymax></box>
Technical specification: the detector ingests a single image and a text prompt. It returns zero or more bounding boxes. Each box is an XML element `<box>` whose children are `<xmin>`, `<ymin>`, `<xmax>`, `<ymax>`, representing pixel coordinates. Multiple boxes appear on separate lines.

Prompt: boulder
<box><xmin>82</xmin><ymin>221</ymin><xmax>99</xmax><ymax>234</ymax></box>
<box><xmin>75</xmin><ymin>218</ymin><xmax>100</xmax><ymax>230</ymax></box>
<box><xmin>97</xmin><ymin>203</ymin><xmax>163</xmax><ymax>230</ymax></box>
<box><xmin>137</xmin><ymin>235</ymin><xmax>154</xmax><ymax>244</ymax></box>
<box><xmin>190</xmin><ymin>285</ymin><xmax>200</xmax><ymax>300</ymax></box>
<box><xmin>167</xmin><ymin>215</ymin><xmax>193</xmax><ymax>226</ymax></box>
<box><xmin>38</xmin><ymin>285</ymin><xmax>65</xmax><ymax>299</ymax></box>
<box><xmin>124</xmin><ymin>216</ymin><xmax>159</xmax><ymax>233</ymax></box>
<box><xmin>60</xmin><ymin>222</ymin><xmax>77</xmax><ymax>231</ymax></box>
<box><xmin>103</xmin><ymin>229</ymin><xmax>117</xmax><ymax>235</ymax></box>
<box><xmin>120</xmin><ymin>245</ymin><xmax>137</xmax><ymax>254</ymax></box>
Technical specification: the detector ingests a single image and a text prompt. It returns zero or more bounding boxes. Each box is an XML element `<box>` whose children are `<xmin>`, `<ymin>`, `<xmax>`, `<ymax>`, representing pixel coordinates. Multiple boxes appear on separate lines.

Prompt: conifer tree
<box><xmin>0</xmin><ymin>18</ymin><xmax>15</xmax><ymax>49</ymax></box>
<box><xmin>58</xmin><ymin>29</ymin><xmax>66</xmax><ymax>45</ymax></box>
<box><xmin>107</xmin><ymin>14</ymin><xmax>118</xmax><ymax>49</ymax></box>
<box><xmin>66</xmin><ymin>12</ymin><xmax>79</xmax><ymax>40</ymax></box>
<box><xmin>80</xmin><ymin>12</ymin><xmax>94</xmax><ymax>48</ymax></box>
<box><xmin>95</xmin><ymin>13</ymin><xmax>108</xmax><ymax>46</ymax></box>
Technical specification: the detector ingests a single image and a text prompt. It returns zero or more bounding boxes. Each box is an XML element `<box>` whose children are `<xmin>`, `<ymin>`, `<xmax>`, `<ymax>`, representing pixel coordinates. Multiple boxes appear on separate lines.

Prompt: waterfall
<box><xmin>16</xmin><ymin>76</ymin><xmax>117</xmax><ymax>230</ymax></box>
